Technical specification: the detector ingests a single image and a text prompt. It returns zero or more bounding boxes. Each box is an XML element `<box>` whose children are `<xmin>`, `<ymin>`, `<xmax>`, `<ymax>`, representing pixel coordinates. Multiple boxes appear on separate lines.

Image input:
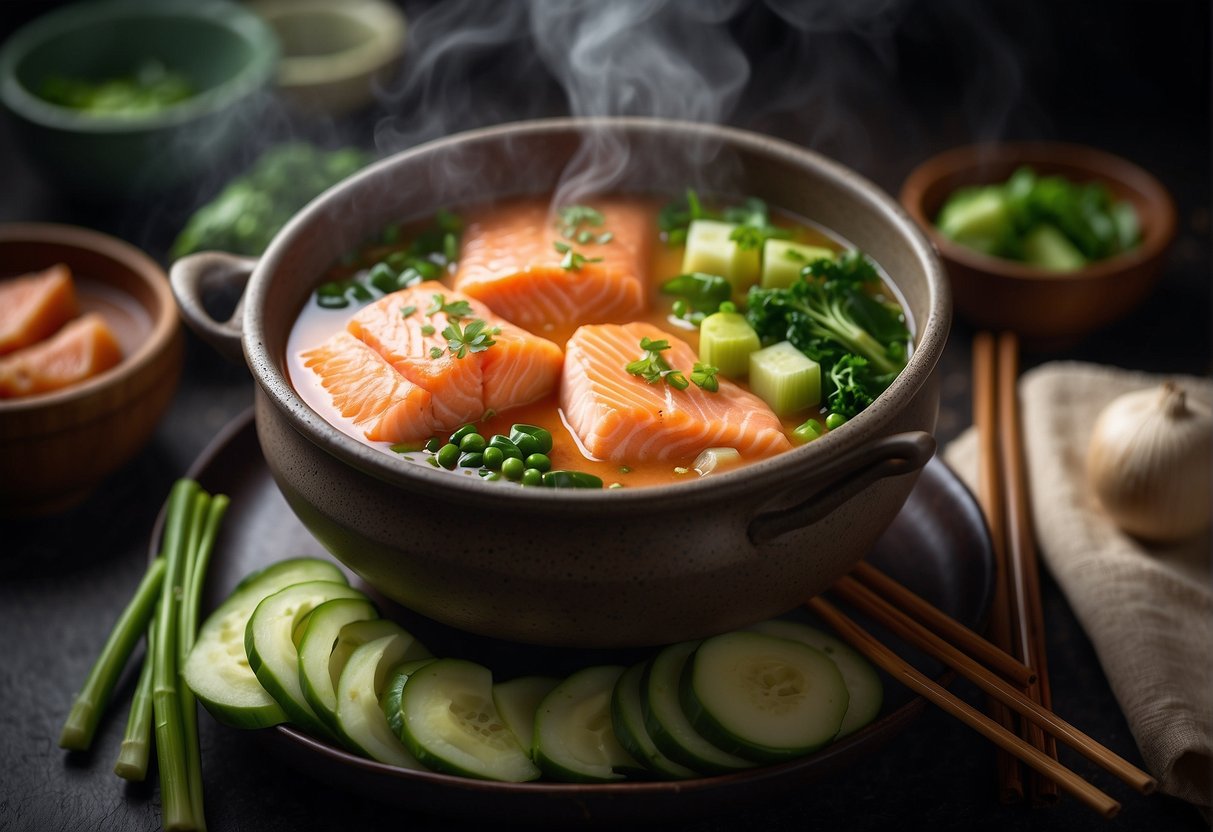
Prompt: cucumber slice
<box><xmin>761</xmin><ymin>239</ymin><xmax>834</xmax><ymax>289</ymax></box>
<box><xmin>937</xmin><ymin>186</ymin><xmax>1011</xmax><ymax>246</ymax></box>
<box><xmin>492</xmin><ymin>676</ymin><xmax>560</xmax><ymax>757</ymax></box>
<box><xmin>611</xmin><ymin>662</ymin><xmax>698</xmax><ymax>780</ymax></box>
<box><xmin>747</xmin><ymin>618</ymin><xmax>883</xmax><ymax>738</ymax></box>
<box><xmin>380</xmin><ymin>657</ymin><xmax>439</xmax><ymax>746</ymax></box>
<box><xmin>698</xmin><ymin>311</ymin><xmax>760</xmax><ymax>378</ymax></box>
<box><xmin>396</xmin><ymin>658</ymin><xmax>541</xmax><ymax>782</ymax></box>
<box><xmin>183</xmin><ymin>557</ymin><xmax>346</xmax><ymax>729</ymax></box>
<box><xmin>336</xmin><ymin>630</ymin><xmax>430</xmax><ymax>768</ymax></box>
<box><xmin>1023</xmin><ymin>223</ymin><xmax>1087</xmax><ymax>271</ymax></box>
<box><xmin>681</xmin><ymin>220</ymin><xmax>760</xmax><ymax>295</ymax></box>
<box><xmin>680</xmin><ymin>630</ymin><xmax>849</xmax><ymax>762</ymax></box>
<box><xmin>534</xmin><ymin>665</ymin><xmax>641</xmax><ymax>782</ymax></box>
<box><xmin>297</xmin><ymin>597</ymin><xmax>380</xmax><ymax>738</ymax></box>
<box><xmin>245</xmin><ymin>580</ymin><xmax>369</xmax><ymax>739</ymax></box>
<box><xmin>748</xmin><ymin>341</ymin><xmax>821</xmax><ymax>416</ymax></box>
<box><xmin>642</xmin><ymin>641</ymin><xmax>753</xmax><ymax>774</ymax></box>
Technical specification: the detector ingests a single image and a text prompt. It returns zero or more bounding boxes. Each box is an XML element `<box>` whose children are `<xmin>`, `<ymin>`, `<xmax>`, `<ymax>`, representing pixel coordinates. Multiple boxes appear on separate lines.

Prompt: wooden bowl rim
<box><xmin>0</xmin><ymin>222</ymin><xmax>179</xmax><ymax>415</ymax></box>
<box><xmin>899</xmin><ymin>140</ymin><xmax>1177</xmax><ymax>284</ymax></box>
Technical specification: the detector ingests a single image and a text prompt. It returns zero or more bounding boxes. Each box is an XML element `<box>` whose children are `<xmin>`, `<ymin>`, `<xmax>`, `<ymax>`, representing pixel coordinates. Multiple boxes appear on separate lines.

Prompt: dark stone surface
<box><xmin>1</xmin><ymin>1</ymin><xmax>1208</xmax><ymax>830</ymax></box>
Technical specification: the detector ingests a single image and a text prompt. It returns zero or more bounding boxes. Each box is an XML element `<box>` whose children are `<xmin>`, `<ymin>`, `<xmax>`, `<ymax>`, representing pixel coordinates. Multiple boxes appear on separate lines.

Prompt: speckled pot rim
<box><xmin>246</xmin><ymin>117</ymin><xmax>950</xmax><ymax>514</ymax></box>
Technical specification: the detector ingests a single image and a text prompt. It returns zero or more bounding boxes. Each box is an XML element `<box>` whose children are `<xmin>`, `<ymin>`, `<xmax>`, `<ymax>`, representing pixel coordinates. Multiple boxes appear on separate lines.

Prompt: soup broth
<box><xmin>287</xmin><ymin>195</ymin><xmax>910</xmax><ymax>489</ymax></box>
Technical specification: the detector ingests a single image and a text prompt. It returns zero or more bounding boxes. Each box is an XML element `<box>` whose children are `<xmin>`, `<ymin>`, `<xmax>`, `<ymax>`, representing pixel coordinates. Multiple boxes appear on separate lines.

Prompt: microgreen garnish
<box><xmin>443</xmin><ymin>318</ymin><xmax>500</xmax><ymax>359</ymax></box>
<box><xmin>425</xmin><ymin>293</ymin><xmax>473</xmax><ymax>320</ymax></box>
<box><xmin>557</xmin><ymin>204</ymin><xmax>607</xmax><ymax>241</ymax></box>
<box><xmin>553</xmin><ymin>241</ymin><xmax>603</xmax><ymax>271</ymax></box>
<box><xmin>399</xmin><ymin>305</ymin><xmax>417</xmax><ymax>318</ymax></box>
<box><xmin>421</xmin><ymin>323</ymin><xmax>435</xmax><ymax>336</ymax></box>
<box><xmin>691</xmin><ymin>362</ymin><xmax>720</xmax><ymax>392</ymax></box>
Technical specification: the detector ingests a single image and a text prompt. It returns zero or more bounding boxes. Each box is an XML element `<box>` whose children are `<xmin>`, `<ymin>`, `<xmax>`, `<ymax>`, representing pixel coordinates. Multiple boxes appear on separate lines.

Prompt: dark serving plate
<box><xmin>160</xmin><ymin>409</ymin><xmax>993</xmax><ymax>824</ymax></box>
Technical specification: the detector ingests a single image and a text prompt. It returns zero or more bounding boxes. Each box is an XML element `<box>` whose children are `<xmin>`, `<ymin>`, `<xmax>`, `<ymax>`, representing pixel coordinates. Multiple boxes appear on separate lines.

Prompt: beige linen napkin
<box><xmin>943</xmin><ymin>361</ymin><xmax>1212</xmax><ymax>808</ymax></box>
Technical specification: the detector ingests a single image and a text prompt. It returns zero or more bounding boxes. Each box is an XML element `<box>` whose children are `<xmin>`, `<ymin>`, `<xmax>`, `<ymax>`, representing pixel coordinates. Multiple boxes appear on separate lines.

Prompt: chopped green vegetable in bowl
<box><xmin>935</xmin><ymin>165</ymin><xmax>1140</xmax><ymax>271</ymax></box>
<box><xmin>39</xmin><ymin>59</ymin><xmax>194</xmax><ymax>115</ymax></box>
<box><xmin>172</xmin><ymin>143</ymin><xmax>371</xmax><ymax>258</ymax></box>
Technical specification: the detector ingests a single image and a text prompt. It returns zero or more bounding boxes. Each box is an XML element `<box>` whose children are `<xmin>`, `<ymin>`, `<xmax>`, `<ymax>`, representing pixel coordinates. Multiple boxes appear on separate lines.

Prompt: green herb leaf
<box><xmin>425</xmin><ymin>293</ymin><xmax>473</xmax><ymax>320</ymax></box>
<box><xmin>429</xmin><ymin>347</ymin><xmax>444</xmax><ymax>359</ymax></box>
<box><xmin>660</xmin><ymin>272</ymin><xmax>732</xmax><ymax>311</ymax></box>
<box><xmin>421</xmin><ymin>324</ymin><xmax>435</xmax><ymax>336</ymax></box>
<box><xmin>553</xmin><ymin>241</ymin><xmax>603</xmax><ymax>271</ymax></box>
<box><xmin>443</xmin><ymin>318</ymin><xmax>498</xmax><ymax>359</ymax></box>
<box><xmin>690</xmin><ymin>362</ymin><xmax>719</xmax><ymax>392</ymax></box>
<box><xmin>557</xmin><ymin>204</ymin><xmax>606</xmax><ymax>241</ymax></box>
<box><xmin>399</xmin><ymin>305</ymin><xmax>417</xmax><ymax>318</ymax></box>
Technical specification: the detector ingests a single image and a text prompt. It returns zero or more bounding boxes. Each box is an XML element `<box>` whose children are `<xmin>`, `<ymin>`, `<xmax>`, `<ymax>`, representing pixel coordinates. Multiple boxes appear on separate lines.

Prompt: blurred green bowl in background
<box><xmin>0</xmin><ymin>0</ymin><xmax>277</xmax><ymax>200</ymax></box>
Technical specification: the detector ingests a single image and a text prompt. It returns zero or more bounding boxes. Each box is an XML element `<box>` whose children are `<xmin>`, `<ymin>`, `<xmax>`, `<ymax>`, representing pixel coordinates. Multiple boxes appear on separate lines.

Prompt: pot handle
<box><xmin>169</xmin><ymin>251</ymin><xmax>257</xmax><ymax>363</ymax></box>
<box><xmin>747</xmin><ymin>431</ymin><xmax>936</xmax><ymax>546</ymax></box>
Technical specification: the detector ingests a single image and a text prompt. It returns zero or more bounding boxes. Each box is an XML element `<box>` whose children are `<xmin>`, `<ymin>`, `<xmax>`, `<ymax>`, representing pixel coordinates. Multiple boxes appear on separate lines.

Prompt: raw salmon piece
<box><xmin>454</xmin><ymin>198</ymin><xmax>651</xmax><ymax>339</ymax></box>
<box><xmin>299</xmin><ymin>331</ymin><xmax>436</xmax><ymax>443</ymax></box>
<box><xmin>0</xmin><ymin>264</ymin><xmax>78</xmax><ymax>355</ymax></box>
<box><xmin>0</xmin><ymin>313</ymin><xmax>122</xmax><ymax>398</ymax></box>
<box><xmin>561</xmin><ymin>322</ymin><xmax>793</xmax><ymax>463</ymax></box>
<box><xmin>346</xmin><ymin>281</ymin><xmax>563</xmax><ymax>427</ymax></box>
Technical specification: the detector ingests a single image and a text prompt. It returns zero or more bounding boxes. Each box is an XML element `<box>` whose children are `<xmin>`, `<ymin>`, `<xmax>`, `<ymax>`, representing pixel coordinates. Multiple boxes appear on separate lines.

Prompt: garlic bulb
<box><xmin>1086</xmin><ymin>382</ymin><xmax>1212</xmax><ymax>543</ymax></box>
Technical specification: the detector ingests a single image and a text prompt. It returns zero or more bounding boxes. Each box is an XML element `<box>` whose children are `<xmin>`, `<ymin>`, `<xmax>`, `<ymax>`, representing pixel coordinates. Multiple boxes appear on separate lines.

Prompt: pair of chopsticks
<box><xmin>809</xmin><ymin>562</ymin><xmax>1157</xmax><ymax>819</ymax></box>
<box><xmin>972</xmin><ymin>330</ymin><xmax>1056</xmax><ymax>803</ymax></box>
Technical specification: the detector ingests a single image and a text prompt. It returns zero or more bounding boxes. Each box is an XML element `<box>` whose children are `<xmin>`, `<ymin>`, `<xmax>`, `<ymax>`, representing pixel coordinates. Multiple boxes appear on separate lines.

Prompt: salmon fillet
<box><xmin>0</xmin><ymin>312</ymin><xmax>122</xmax><ymax>398</ymax></box>
<box><xmin>561</xmin><ymin>322</ymin><xmax>793</xmax><ymax>463</ymax></box>
<box><xmin>300</xmin><ymin>331</ymin><xmax>436</xmax><ymax>443</ymax></box>
<box><xmin>305</xmin><ymin>282</ymin><xmax>563</xmax><ymax>440</ymax></box>
<box><xmin>0</xmin><ymin>264</ymin><xmax>78</xmax><ymax>356</ymax></box>
<box><xmin>454</xmin><ymin>198</ymin><xmax>650</xmax><ymax>339</ymax></box>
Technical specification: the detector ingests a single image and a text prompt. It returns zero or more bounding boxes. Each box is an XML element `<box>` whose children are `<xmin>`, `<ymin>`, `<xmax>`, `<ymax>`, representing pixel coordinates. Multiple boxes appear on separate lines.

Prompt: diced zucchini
<box><xmin>761</xmin><ymin>239</ymin><xmax>834</xmax><ymax>289</ymax></box>
<box><xmin>748</xmin><ymin>341</ymin><xmax>821</xmax><ymax>416</ymax></box>
<box><xmin>534</xmin><ymin>665</ymin><xmax>642</xmax><ymax>782</ymax></box>
<box><xmin>491</xmin><ymin>676</ymin><xmax>560</xmax><ymax>757</ymax></box>
<box><xmin>681</xmin><ymin>220</ymin><xmax>760</xmax><ymax>296</ymax></box>
<box><xmin>792</xmin><ymin>418</ymin><xmax>825</xmax><ymax>444</ymax></box>
<box><xmin>1023</xmin><ymin>223</ymin><xmax>1088</xmax><ymax>271</ymax></box>
<box><xmin>937</xmin><ymin>186</ymin><xmax>1011</xmax><ymax>246</ymax></box>
<box><xmin>692</xmin><ymin>447</ymin><xmax>741</xmax><ymax>477</ymax></box>
<box><xmin>747</xmin><ymin>619</ymin><xmax>882</xmax><ymax>738</ymax></box>
<box><xmin>698</xmin><ymin>311</ymin><xmax>760</xmax><ymax>378</ymax></box>
<box><xmin>680</xmin><ymin>630</ymin><xmax>849</xmax><ymax>762</ymax></box>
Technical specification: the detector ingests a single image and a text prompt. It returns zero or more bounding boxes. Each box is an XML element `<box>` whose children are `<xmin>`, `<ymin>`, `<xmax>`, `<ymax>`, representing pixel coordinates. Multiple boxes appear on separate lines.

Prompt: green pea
<box><xmin>482</xmin><ymin>446</ymin><xmax>504</xmax><ymax>471</ymax></box>
<box><xmin>449</xmin><ymin>424</ymin><xmax>478</xmax><ymax>445</ymax></box>
<box><xmin>502</xmin><ymin>457</ymin><xmax>525</xmax><ymax>481</ymax></box>
<box><xmin>479</xmin><ymin>471</ymin><xmax>502</xmax><ymax>482</ymax></box>
<box><xmin>793</xmin><ymin>418</ymin><xmax>824</xmax><ymax>444</ymax></box>
<box><xmin>424</xmin><ymin>437</ymin><xmax>443</xmax><ymax>453</ymax></box>
<box><xmin>436</xmin><ymin>443</ymin><xmax>460</xmax><ymax>469</ymax></box>
<box><xmin>521</xmin><ymin>468</ymin><xmax>544</xmax><ymax>486</ymax></box>
<box><xmin>460</xmin><ymin>433</ymin><xmax>486</xmax><ymax>453</ymax></box>
<box><xmin>825</xmin><ymin>412</ymin><xmax>847</xmax><ymax>431</ymax></box>
<box><xmin>525</xmin><ymin>453</ymin><xmax>551</xmax><ymax>473</ymax></box>
<box><xmin>718</xmin><ymin>300</ymin><xmax>737</xmax><ymax>314</ymax></box>
<box><xmin>458</xmin><ymin>452</ymin><xmax>483</xmax><ymax>468</ymax></box>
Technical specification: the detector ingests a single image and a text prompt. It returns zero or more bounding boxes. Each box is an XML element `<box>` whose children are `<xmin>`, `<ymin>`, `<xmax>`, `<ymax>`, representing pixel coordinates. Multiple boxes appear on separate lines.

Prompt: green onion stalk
<box><xmin>59</xmin><ymin>557</ymin><xmax>167</xmax><ymax>751</ymax></box>
<box><xmin>113</xmin><ymin>617</ymin><xmax>156</xmax><ymax>781</ymax></box>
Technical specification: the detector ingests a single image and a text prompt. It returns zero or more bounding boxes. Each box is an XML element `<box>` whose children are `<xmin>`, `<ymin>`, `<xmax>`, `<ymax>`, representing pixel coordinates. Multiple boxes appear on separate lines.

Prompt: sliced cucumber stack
<box><xmin>183</xmin><ymin>557</ymin><xmax>346</xmax><ymax>729</ymax></box>
<box><xmin>336</xmin><ymin>628</ymin><xmax>431</xmax><ymax>768</ymax></box>
<box><xmin>492</xmin><ymin>676</ymin><xmax>560</xmax><ymax>757</ymax></box>
<box><xmin>642</xmin><ymin>641</ymin><xmax>753</xmax><ymax>774</ymax></box>
<box><xmin>395</xmin><ymin>658</ymin><xmax>540</xmax><ymax>782</ymax></box>
<box><xmin>534</xmin><ymin>665</ymin><xmax>641</xmax><ymax>782</ymax></box>
<box><xmin>244</xmin><ymin>580</ymin><xmax>369</xmax><ymax>740</ymax></box>
<box><xmin>681</xmin><ymin>630</ymin><xmax>849</xmax><ymax>762</ymax></box>
<box><xmin>611</xmin><ymin>662</ymin><xmax>698</xmax><ymax>780</ymax></box>
<box><xmin>747</xmin><ymin>618</ymin><xmax>883</xmax><ymax>738</ymax></box>
<box><xmin>297</xmin><ymin>596</ymin><xmax>380</xmax><ymax>738</ymax></box>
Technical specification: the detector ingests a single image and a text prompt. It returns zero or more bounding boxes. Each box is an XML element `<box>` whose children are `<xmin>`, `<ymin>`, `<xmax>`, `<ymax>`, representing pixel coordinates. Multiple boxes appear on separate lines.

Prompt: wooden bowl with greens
<box><xmin>900</xmin><ymin>142</ymin><xmax>1176</xmax><ymax>345</ymax></box>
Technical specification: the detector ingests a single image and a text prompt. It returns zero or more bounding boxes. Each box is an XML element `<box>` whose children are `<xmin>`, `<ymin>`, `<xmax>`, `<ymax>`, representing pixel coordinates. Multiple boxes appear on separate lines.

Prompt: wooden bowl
<box><xmin>900</xmin><ymin>142</ymin><xmax>1176</xmax><ymax>346</ymax></box>
<box><xmin>0</xmin><ymin>224</ymin><xmax>183</xmax><ymax>516</ymax></box>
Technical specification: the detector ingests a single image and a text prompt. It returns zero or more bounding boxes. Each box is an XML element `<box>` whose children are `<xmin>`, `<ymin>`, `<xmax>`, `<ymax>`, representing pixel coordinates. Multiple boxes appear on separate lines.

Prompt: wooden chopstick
<box><xmin>808</xmin><ymin>596</ymin><xmax>1122</xmax><ymax>819</ymax></box>
<box><xmin>996</xmin><ymin>331</ymin><xmax>1061</xmax><ymax>804</ymax></box>
<box><xmin>827</xmin><ymin>575</ymin><xmax>1158</xmax><ymax>796</ymax></box>
<box><xmin>849</xmin><ymin>562</ymin><xmax>1036</xmax><ymax>688</ymax></box>
<box><xmin>973</xmin><ymin>330</ymin><xmax>1025</xmax><ymax>801</ymax></box>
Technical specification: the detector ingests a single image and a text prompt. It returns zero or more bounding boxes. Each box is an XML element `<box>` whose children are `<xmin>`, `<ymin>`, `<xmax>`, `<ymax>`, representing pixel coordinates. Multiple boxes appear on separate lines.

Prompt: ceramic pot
<box><xmin>171</xmin><ymin>117</ymin><xmax>950</xmax><ymax>647</ymax></box>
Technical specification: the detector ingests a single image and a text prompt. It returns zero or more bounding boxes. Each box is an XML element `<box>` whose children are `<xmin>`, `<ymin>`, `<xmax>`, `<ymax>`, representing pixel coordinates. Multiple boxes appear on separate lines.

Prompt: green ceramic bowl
<box><xmin>0</xmin><ymin>0</ymin><xmax>277</xmax><ymax>199</ymax></box>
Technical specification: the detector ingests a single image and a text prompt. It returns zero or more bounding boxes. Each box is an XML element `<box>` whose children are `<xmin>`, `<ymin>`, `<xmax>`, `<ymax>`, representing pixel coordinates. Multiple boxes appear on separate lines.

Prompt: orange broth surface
<box><xmin>286</xmin><ymin>196</ymin><xmax>908</xmax><ymax>489</ymax></box>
